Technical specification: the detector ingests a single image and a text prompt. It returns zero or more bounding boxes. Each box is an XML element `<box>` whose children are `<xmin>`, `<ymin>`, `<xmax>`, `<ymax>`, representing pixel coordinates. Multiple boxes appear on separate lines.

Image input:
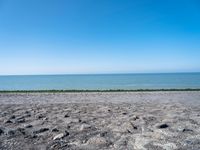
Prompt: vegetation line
<box><xmin>0</xmin><ymin>88</ymin><xmax>200</xmax><ymax>93</ymax></box>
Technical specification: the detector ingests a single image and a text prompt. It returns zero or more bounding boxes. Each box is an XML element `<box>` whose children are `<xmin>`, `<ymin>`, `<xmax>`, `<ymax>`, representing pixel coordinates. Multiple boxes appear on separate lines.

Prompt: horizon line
<box><xmin>0</xmin><ymin>71</ymin><xmax>200</xmax><ymax>76</ymax></box>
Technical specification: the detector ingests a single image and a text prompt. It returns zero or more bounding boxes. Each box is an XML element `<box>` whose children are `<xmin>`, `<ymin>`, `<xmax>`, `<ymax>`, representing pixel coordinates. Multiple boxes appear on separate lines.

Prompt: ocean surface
<box><xmin>0</xmin><ymin>73</ymin><xmax>200</xmax><ymax>90</ymax></box>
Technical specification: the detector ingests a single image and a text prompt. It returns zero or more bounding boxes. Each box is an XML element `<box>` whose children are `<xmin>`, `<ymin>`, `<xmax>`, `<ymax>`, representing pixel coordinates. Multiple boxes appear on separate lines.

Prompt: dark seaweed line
<box><xmin>0</xmin><ymin>88</ymin><xmax>200</xmax><ymax>93</ymax></box>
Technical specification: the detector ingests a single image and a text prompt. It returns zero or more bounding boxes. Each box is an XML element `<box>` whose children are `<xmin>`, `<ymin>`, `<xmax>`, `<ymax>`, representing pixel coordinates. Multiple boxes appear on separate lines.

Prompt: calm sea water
<box><xmin>0</xmin><ymin>73</ymin><xmax>200</xmax><ymax>90</ymax></box>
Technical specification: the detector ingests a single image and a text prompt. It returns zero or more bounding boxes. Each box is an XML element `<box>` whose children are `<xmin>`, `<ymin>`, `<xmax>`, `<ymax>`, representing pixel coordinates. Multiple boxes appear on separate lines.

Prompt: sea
<box><xmin>0</xmin><ymin>73</ymin><xmax>200</xmax><ymax>90</ymax></box>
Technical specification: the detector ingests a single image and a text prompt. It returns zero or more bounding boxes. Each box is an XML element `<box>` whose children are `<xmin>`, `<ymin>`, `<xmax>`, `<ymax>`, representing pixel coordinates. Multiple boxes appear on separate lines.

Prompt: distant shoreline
<box><xmin>0</xmin><ymin>88</ymin><xmax>200</xmax><ymax>93</ymax></box>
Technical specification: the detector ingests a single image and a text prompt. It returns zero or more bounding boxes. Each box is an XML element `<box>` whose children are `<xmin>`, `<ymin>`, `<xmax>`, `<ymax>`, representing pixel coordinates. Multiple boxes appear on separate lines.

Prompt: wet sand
<box><xmin>0</xmin><ymin>91</ymin><xmax>200</xmax><ymax>149</ymax></box>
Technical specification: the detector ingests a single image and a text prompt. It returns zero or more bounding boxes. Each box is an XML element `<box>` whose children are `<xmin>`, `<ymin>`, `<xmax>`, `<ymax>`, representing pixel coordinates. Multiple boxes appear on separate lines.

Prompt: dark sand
<box><xmin>0</xmin><ymin>91</ymin><xmax>200</xmax><ymax>150</ymax></box>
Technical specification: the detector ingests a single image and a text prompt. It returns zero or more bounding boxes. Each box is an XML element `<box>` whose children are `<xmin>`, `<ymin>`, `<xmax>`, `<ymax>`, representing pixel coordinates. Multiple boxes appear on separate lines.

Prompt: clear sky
<box><xmin>0</xmin><ymin>0</ymin><xmax>200</xmax><ymax>75</ymax></box>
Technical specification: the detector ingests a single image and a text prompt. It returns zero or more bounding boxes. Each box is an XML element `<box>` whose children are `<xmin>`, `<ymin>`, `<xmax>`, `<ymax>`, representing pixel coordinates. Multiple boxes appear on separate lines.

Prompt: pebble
<box><xmin>157</xmin><ymin>123</ymin><xmax>169</xmax><ymax>129</ymax></box>
<box><xmin>52</xmin><ymin>128</ymin><xmax>59</xmax><ymax>132</ymax></box>
<box><xmin>23</xmin><ymin>113</ymin><xmax>31</xmax><ymax>118</ymax></box>
<box><xmin>53</xmin><ymin>133</ymin><xmax>65</xmax><ymax>140</ymax></box>
<box><xmin>31</xmin><ymin>134</ymin><xmax>37</xmax><ymax>138</ymax></box>
<box><xmin>53</xmin><ymin>131</ymin><xmax>69</xmax><ymax>140</ymax></box>
<box><xmin>100</xmin><ymin>131</ymin><xmax>108</xmax><ymax>137</ymax></box>
<box><xmin>9</xmin><ymin>115</ymin><xmax>16</xmax><ymax>119</ymax></box>
<box><xmin>86</xmin><ymin>136</ymin><xmax>107</xmax><ymax>146</ymax></box>
<box><xmin>4</xmin><ymin>119</ymin><xmax>13</xmax><ymax>124</ymax></box>
<box><xmin>17</xmin><ymin>127</ymin><xmax>26</xmax><ymax>135</ymax></box>
<box><xmin>135</xmin><ymin>116</ymin><xmax>139</xmax><ymax>120</ymax></box>
<box><xmin>25</xmin><ymin>124</ymin><xmax>33</xmax><ymax>128</ymax></box>
<box><xmin>182</xmin><ymin>128</ymin><xmax>193</xmax><ymax>132</ymax></box>
<box><xmin>16</xmin><ymin>116</ymin><xmax>25</xmax><ymax>120</ymax></box>
<box><xmin>36</xmin><ymin>114</ymin><xmax>45</xmax><ymax>119</ymax></box>
<box><xmin>0</xmin><ymin>128</ymin><xmax>4</xmax><ymax>135</ymax></box>
<box><xmin>7</xmin><ymin>130</ymin><xmax>15</xmax><ymax>136</ymax></box>
<box><xmin>43</xmin><ymin>117</ymin><xmax>48</xmax><ymax>121</ymax></box>
<box><xmin>33</xmin><ymin>128</ymin><xmax>49</xmax><ymax>134</ymax></box>
<box><xmin>64</xmin><ymin>114</ymin><xmax>69</xmax><ymax>118</ymax></box>
<box><xmin>65</xmin><ymin>131</ymin><xmax>70</xmax><ymax>136</ymax></box>
<box><xmin>80</xmin><ymin>124</ymin><xmax>91</xmax><ymax>131</ymax></box>
<box><xmin>25</xmin><ymin>111</ymin><xmax>30</xmax><ymax>114</ymax></box>
<box><xmin>15</xmin><ymin>118</ymin><xmax>25</xmax><ymax>123</ymax></box>
<box><xmin>122</xmin><ymin>112</ymin><xmax>127</xmax><ymax>115</ymax></box>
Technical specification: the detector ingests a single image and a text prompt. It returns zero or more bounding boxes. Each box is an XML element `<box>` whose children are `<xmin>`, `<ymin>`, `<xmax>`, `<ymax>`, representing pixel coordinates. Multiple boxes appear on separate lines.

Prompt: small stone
<box><xmin>9</xmin><ymin>115</ymin><xmax>16</xmax><ymax>119</ymax></box>
<box><xmin>15</xmin><ymin>118</ymin><xmax>25</xmax><ymax>123</ymax></box>
<box><xmin>64</xmin><ymin>114</ymin><xmax>69</xmax><ymax>118</ymax></box>
<box><xmin>23</xmin><ymin>113</ymin><xmax>31</xmax><ymax>118</ymax></box>
<box><xmin>133</xmin><ymin>125</ymin><xmax>138</xmax><ymax>130</ymax></box>
<box><xmin>53</xmin><ymin>133</ymin><xmax>65</xmax><ymax>140</ymax></box>
<box><xmin>25</xmin><ymin>111</ymin><xmax>31</xmax><ymax>114</ymax></box>
<box><xmin>131</xmin><ymin>115</ymin><xmax>139</xmax><ymax>120</ymax></box>
<box><xmin>43</xmin><ymin>117</ymin><xmax>48</xmax><ymax>121</ymax></box>
<box><xmin>25</xmin><ymin>124</ymin><xmax>33</xmax><ymax>128</ymax></box>
<box><xmin>183</xmin><ymin>128</ymin><xmax>193</xmax><ymax>132</ymax></box>
<box><xmin>53</xmin><ymin>131</ymin><xmax>69</xmax><ymax>140</ymax></box>
<box><xmin>17</xmin><ymin>128</ymin><xmax>26</xmax><ymax>135</ymax></box>
<box><xmin>33</xmin><ymin>128</ymin><xmax>49</xmax><ymax>134</ymax></box>
<box><xmin>31</xmin><ymin>134</ymin><xmax>37</xmax><ymax>138</ymax></box>
<box><xmin>80</xmin><ymin>124</ymin><xmax>91</xmax><ymax>131</ymax></box>
<box><xmin>65</xmin><ymin>131</ymin><xmax>70</xmax><ymax>136</ymax></box>
<box><xmin>87</xmin><ymin>136</ymin><xmax>107</xmax><ymax>146</ymax></box>
<box><xmin>122</xmin><ymin>112</ymin><xmax>127</xmax><ymax>115</ymax></box>
<box><xmin>36</xmin><ymin>114</ymin><xmax>45</xmax><ymax>119</ymax></box>
<box><xmin>134</xmin><ymin>116</ymin><xmax>139</xmax><ymax>120</ymax></box>
<box><xmin>1</xmin><ymin>112</ymin><xmax>8</xmax><ymax>117</ymax></box>
<box><xmin>157</xmin><ymin>124</ymin><xmax>169</xmax><ymax>129</ymax></box>
<box><xmin>52</xmin><ymin>128</ymin><xmax>59</xmax><ymax>132</ymax></box>
<box><xmin>16</xmin><ymin>116</ymin><xmax>24</xmax><ymax>120</ymax></box>
<box><xmin>100</xmin><ymin>131</ymin><xmax>108</xmax><ymax>137</ymax></box>
<box><xmin>0</xmin><ymin>128</ymin><xmax>4</xmax><ymax>135</ymax></box>
<box><xmin>7</xmin><ymin>130</ymin><xmax>15</xmax><ymax>136</ymax></box>
<box><xmin>4</xmin><ymin>119</ymin><xmax>12</xmax><ymax>124</ymax></box>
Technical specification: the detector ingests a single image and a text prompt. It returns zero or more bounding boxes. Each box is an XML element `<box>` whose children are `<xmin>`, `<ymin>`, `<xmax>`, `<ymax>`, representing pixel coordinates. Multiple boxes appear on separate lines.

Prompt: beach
<box><xmin>0</xmin><ymin>91</ymin><xmax>200</xmax><ymax>149</ymax></box>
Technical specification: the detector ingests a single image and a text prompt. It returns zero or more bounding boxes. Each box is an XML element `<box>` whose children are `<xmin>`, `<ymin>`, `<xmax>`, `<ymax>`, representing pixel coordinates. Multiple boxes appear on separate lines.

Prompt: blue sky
<box><xmin>0</xmin><ymin>0</ymin><xmax>200</xmax><ymax>75</ymax></box>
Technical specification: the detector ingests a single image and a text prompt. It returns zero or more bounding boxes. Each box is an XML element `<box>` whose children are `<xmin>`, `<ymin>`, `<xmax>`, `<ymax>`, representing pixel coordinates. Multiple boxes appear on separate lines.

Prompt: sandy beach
<box><xmin>0</xmin><ymin>91</ymin><xmax>200</xmax><ymax>150</ymax></box>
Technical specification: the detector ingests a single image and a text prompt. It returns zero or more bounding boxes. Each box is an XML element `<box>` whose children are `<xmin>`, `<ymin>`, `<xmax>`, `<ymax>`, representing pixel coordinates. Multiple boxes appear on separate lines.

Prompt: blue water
<box><xmin>0</xmin><ymin>73</ymin><xmax>200</xmax><ymax>90</ymax></box>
